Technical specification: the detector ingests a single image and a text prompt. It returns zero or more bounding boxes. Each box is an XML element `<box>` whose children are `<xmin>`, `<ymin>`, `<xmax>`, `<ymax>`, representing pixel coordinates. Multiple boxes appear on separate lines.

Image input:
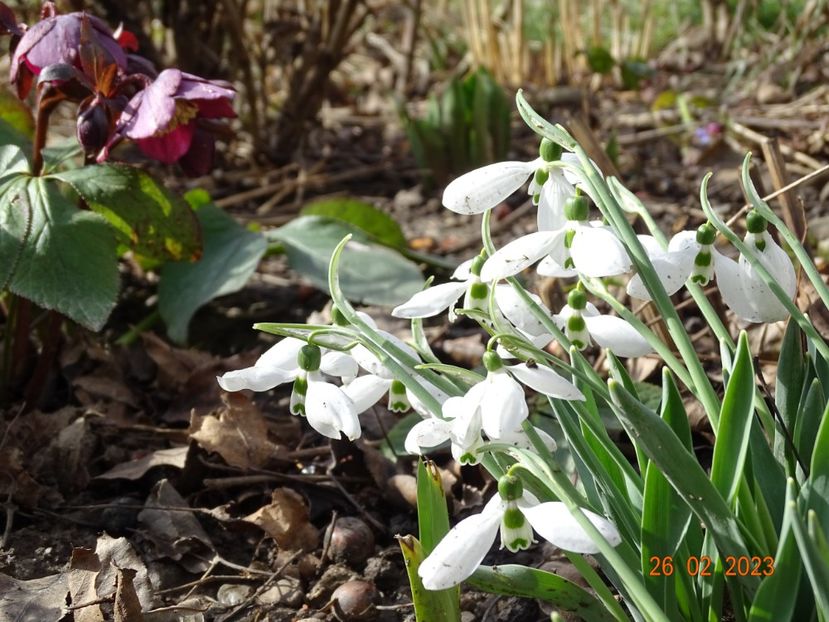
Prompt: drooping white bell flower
<box><xmin>446</xmin><ymin>351</ymin><xmax>583</xmax><ymax>441</ymax></box>
<box><xmin>419</xmin><ymin>474</ymin><xmax>621</xmax><ymax>590</ymax></box>
<box><xmin>626</xmin><ymin>224</ymin><xmax>722</xmax><ymax>300</ymax></box>
<box><xmin>219</xmin><ymin>343</ymin><xmax>360</xmax><ymax>441</ymax></box>
<box><xmin>715</xmin><ymin>212</ymin><xmax>797</xmax><ymax>323</ymax></box>
<box><xmin>442</xmin><ymin>138</ymin><xmax>586</xmax><ymax>220</ymax></box>
<box><xmin>492</xmin><ymin>286</ymin><xmax>557</xmax><ymax>359</ymax></box>
<box><xmin>555</xmin><ymin>289</ymin><xmax>653</xmax><ymax>358</ymax></box>
<box><xmin>480</xmin><ymin>195</ymin><xmax>631</xmax><ymax>283</ymax></box>
<box><xmin>404</xmin><ymin>405</ymin><xmax>556</xmax><ymax>463</ymax></box>
<box><xmin>392</xmin><ymin>256</ymin><xmax>489</xmax><ymax>321</ymax></box>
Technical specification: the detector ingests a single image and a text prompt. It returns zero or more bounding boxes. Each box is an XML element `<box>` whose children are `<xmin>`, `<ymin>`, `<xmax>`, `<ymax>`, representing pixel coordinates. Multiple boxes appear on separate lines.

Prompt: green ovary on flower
<box><xmin>297</xmin><ymin>344</ymin><xmax>322</xmax><ymax>372</ymax></box>
<box><xmin>483</xmin><ymin>350</ymin><xmax>504</xmax><ymax>372</ymax></box>
<box><xmin>497</xmin><ymin>474</ymin><xmax>524</xmax><ymax>501</ymax></box>
<box><xmin>539</xmin><ymin>138</ymin><xmax>562</xmax><ymax>162</ymax></box>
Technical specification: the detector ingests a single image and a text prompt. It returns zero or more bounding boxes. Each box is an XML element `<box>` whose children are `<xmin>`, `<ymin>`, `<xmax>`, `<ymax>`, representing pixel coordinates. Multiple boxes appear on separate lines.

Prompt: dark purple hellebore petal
<box><xmin>178</xmin><ymin>127</ymin><xmax>216</xmax><ymax>177</ymax></box>
<box><xmin>136</xmin><ymin>122</ymin><xmax>195</xmax><ymax>164</ymax></box>
<box><xmin>117</xmin><ymin>68</ymin><xmax>182</xmax><ymax>140</ymax></box>
<box><xmin>10</xmin><ymin>12</ymin><xmax>126</xmax><ymax>98</ymax></box>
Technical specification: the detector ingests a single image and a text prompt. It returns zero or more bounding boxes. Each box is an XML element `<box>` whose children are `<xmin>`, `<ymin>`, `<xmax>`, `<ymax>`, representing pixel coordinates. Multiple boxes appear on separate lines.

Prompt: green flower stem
<box><xmin>519</xmin><ymin>421</ymin><xmax>671</xmax><ymax>622</ymax></box>
<box><xmin>740</xmin><ymin>153</ymin><xmax>829</xmax><ymax>311</ymax></box>
<box><xmin>326</xmin><ymin>236</ymin><xmax>458</xmax><ymax>417</ymax></box>
<box><xmin>700</xmin><ymin>174</ymin><xmax>829</xmax><ymax>361</ymax></box>
<box><xmin>565</xmin><ymin>552</ymin><xmax>630</xmax><ymax>622</ymax></box>
<box><xmin>572</xmin><ymin>142</ymin><xmax>723</xmax><ymax>431</ymax></box>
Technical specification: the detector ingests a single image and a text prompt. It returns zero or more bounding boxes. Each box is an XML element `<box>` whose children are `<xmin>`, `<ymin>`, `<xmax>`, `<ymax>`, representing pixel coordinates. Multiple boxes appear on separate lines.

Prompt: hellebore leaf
<box><xmin>302</xmin><ymin>197</ymin><xmax>408</xmax><ymax>251</ymax></box>
<box><xmin>51</xmin><ymin>163</ymin><xmax>202</xmax><ymax>261</ymax></box>
<box><xmin>158</xmin><ymin>199</ymin><xmax>266</xmax><ymax>343</ymax></box>
<box><xmin>3</xmin><ymin>177</ymin><xmax>119</xmax><ymax>330</ymax></box>
<box><xmin>269</xmin><ymin>215</ymin><xmax>423</xmax><ymax>306</ymax></box>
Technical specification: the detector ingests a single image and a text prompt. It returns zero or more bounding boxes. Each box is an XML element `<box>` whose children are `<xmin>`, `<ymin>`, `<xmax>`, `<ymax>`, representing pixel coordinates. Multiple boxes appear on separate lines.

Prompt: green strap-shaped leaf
<box><xmin>4</xmin><ymin>177</ymin><xmax>119</xmax><ymax>330</ymax></box>
<box><xmin>468</xmin><ymin>565</ymin><xmax>616</xmax><ymax>622</ymax></box>
<box><xmin>790</xmin><ymin>505</ymin><xmax>829</xmax><ymax>615</ymax></box>
<box><xmin>301</xmin><ymin>198</ymin><xmax>407</xmax><ymax>251</ymax></box>
<box><xmin>51</xmin><ymin>164</ymin><xmax>202</xmax><ymax>262</ymax></box>
<box><xmin>776</xmin><ymin>320</ymin><xmax>805</xmax><ymax>460</ymax></box>
<box><xmin>609</xmin><ymin>380</ymin><xmax>760</xmax><ymax>595</ymax></box>
<box><xmin>710</xmin><ymin>331</ymin><xmax>755</xmax><ymax>504</ymax></box>
<box><xmin>398</xmin><ymin>535</ymin><xmax>459</xmax><ymax>622</ymax></box>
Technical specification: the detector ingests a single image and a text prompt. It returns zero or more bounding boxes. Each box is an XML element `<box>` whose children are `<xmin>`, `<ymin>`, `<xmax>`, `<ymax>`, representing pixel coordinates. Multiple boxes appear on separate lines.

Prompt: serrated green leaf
<box><xmin>4</xmin><ymin>177</ymin><xmax>119</xmax><ymax>330</ymax></box>
<box><xmin>158</xmin><ymin>202</ymin><xmax>266</xmax><ymax>343</ymax></box>
<box><xmin>269</xmin><ymin>215</ymin><xmax>423</xmax><ymax>306</ymax></box>
<box><xmin>0</xmin><ymin>145</ymin><xmax>28</xmax><ymax>182</ymax></box>
<box><xmin>710</xmin><ymin>331</ymin><xmax>755</xmax><ymax>504</ymax></box>
<box><xmin>51</xmin><ymin>164</ymin><xmax>202</xmax><ymax>262</ymax></box>
<box><xmin>302</xmin><ymin>197</ymin><xmax>407</xmax><ymax>250</ymax></box>
<box><xmin>467</xmin><ymin>565</ymin><xmax>615</xmax><ymax>621</ymax></box>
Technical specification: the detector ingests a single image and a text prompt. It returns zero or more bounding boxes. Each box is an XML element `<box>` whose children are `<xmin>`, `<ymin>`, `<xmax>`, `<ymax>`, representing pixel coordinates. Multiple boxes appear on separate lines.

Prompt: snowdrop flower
<box><xmin>442</xmin><ymin>139</ymin><xmax>582</xmax><ymax>227</ymax></box>
<box><xmin>419</xmin><ymin>474</ymin><xmax>621</xmax><ymax>590</ymax></box>
<box><xmin>555</xmin><ymin>289</ymin><xmax>652</xmax><ymax>358</ymax></box>
<box><xmin>627</xmin><ymin>224</ymin><xmax>721</xmax><ymax>300</ymax></box>
<box><xmin>218</xmin><ymin>343</ymin><xmax>360</xmax><ymax>441</ymax></box>
<box><xmin>715</xmin><ymin>212</ymin><xmax>797</xmax><ymax>323</ymax></box>
<box><xmin>448</xmin><ymin>351</ymin><xmax>583</xmax><ymax>442</ymax></box>
<box><xmin>392</xmin><ymin>255</ymin><xmax>489</xmax><ymax>321</ymax></box>
<box><xmin>481</xmin><ymin>195</ymin><xmax>631</xmax><ymax>282</ymax></box>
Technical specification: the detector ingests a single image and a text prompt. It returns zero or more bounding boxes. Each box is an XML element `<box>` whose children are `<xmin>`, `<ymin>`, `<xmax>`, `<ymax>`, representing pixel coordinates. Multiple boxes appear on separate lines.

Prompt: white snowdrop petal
<box><xmin>320</xmin><ymin>351</ymin><xmax>359</xmax><ymax>378</ymax></box>
<box><xmin>667</xmin><ymin>230</ymin><xmax>701</xmax><ymax>257</ymax></box>
<box><xmin>522</xmin><ymin>502</ymin><xmax>621</xmax><ymax>553</ymax></box>
<box><xmin>342</xmin><ymin>375</ymin><xmax>392</xmax><ymax>413</ymax></box>
<box><xmin>585</xmin><ymin>315</ymin><xmax>653</xmax><ymax>357</ymax></box>
<box><xmin>256</xmin><ymin>337</ymin><xmax>305</xmax><ymax>369</ymax></box>
<box><xmin>508</xmin><ymin>363</ymin><xmax>584</xmax><ymax>400</ymax></box>
<box><xmin>537</xmin><ymin>170</ymin><xmax>573</xmax><ymax>232</ymax></box>
<box><xmin>404</xmin><ymin>418</ymin><xmax>452</xmax><ymax>454</ymax></box>
<box><xmin>407</xmin><ymin>379</ymin><xmax>450</xmax><ymax>417</ymax></box>
<box><xmin>452</xmin><ymin>258</ymin><xmax>476</xmax><ymax>281</ymax></box>
<box><xmin>391</xmin><ymin>282</ymin><xmax>468</xmax><ymax>319</ymax></box>
<box><xmin>351</xmin><ymin>331</ymin><xmax>420</xmax><ymax>378</ymax></box>
<box><xmin>480</xmin><ymin>372</ymin><xmax>528</xmax><ymax>439</ymax></box>
<box><xmin>747</xmin><ymin>233</ymin><xmax>797</xmax><ymax>300</ymax></box>
<box><xmin>481</xmin><ymin>231</ymin><xmax>563</xmax><ymax>282</ymax></box>
<box><xmin>442</xmin><ymin>160</ymin><xmax>537</xmax><ymax>214</ymax></box>
<box><xmin>418</xmin><ymin>498</ymin><xmax>505</xmax><ymax>590</ymax></box>
<box><xmin>537</xmin><ymin>254</ymin><xmax>578</xmax><ymax>278</ymax></box>
<box><xmin>305</xmin><ymin>381</ymin><xmax>360</xmax><ymax>440</ymax></box>
<box><xmin>217</xmin><ymin>367</ymin><xmax>293</xmax><ymax>392</ymax></box>
<box><xmin>498</xmin><ymin>426</ymin><xmax>557</xmax><ymax>451</ymax></box>
<box><xmin>494</xmin><ymin>285</ymin><xmax>553</xmax><ymax>337</ymax></box>
<box><xmin>627</xmin><ymin>254</ymin><xmax>691</xmax><ymax>300</ymax></box>
<box><xmin>714</xmin><ymin>254</ymin><xmax>762</xmax><ymax>323</ymax></box>
<box><xmin>571</xmin><ymin>226</ymin><xmax>632</xmax><ymax>277</ymax></box>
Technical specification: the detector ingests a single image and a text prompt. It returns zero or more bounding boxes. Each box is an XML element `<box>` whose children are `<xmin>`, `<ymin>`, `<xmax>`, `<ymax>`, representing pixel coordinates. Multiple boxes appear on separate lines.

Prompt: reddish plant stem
<box><xmin>23</xmin><ymin>310</ymin><xmax>63</xmax><ymax>409</ymax></box>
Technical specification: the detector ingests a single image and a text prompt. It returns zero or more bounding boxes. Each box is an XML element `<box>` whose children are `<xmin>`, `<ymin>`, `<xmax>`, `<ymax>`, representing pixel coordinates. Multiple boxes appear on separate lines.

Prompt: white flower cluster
<box><xmin>215</xmin><ymin>135</ymin><xmax>798</xmax><ymax>592</ymax></box>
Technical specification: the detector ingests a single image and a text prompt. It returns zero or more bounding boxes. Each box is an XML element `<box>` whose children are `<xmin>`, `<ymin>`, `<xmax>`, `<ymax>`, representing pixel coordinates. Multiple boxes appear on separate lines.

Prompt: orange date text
<box><xmin>648</xmin><ymin>556</ymin><xmax>774</xmax><ymax>577</ymax></box>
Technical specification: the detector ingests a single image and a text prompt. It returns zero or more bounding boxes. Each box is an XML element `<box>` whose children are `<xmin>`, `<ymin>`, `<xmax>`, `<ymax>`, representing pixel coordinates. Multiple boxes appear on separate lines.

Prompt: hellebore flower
<box><xmin>419</xmin><ymin>474</ymin><xmax>621</xmax><ymax>590</ymax></box>
<box><xmin>442</xmin><ymin>138</ymin><xmax>584</xmax><ymax>228</ymax></box>
<box><xmin>481</xmin><ymin>195</ymin><xmax>630</xmax><ymax>283</ymax></box>
<box><xmin>111</xmin><ymin>68</ymin><xmax>235</xmax><ymax>172</ymax></box>
<box><xmin>217</xmin><ymin>342</ymin><xmax>360</xmax><ymax>441</ymax></box>
<box><xmin>555</xmin><ymin>289</ymin><xmax>653</xmax><ymax>358</ymax></box>
<box><xmin>715</xmin><ymin>212</ymin><xmax>797</xmax><ymax>323</ymax></box>
<box><xmin>11</xmin><ymin>11</ymin><xmax>126</xmax><ymax>99</ymax></box>
<box><xmin>392</xmin><ymin>255</ymin><xmax>489</xmax><ymax>321</ymax></box>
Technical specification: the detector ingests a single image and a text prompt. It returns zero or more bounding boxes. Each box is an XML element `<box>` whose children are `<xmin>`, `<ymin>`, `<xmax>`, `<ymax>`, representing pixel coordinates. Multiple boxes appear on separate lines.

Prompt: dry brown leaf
<box><xmin>72</xmin><ymin>374</ymin><xmax>138</xmax><ymax>408</ymax></box>
<box><xmin>189</xmin><ymin>393</ymin><xmax>284</xmax><ymax>469</ymax></box>
<box><xmin>244</xmin><ymin>488</ymin><xmax>319</xmax><ymax>552</ymax></box>
<box><xmin>68</xmin><ymin>548</ymin><xmax>105</xmax><ymax>622</ymax></box>
<box><xmin>95</xmin><ymin>534</ymin><xmax>154</xmax><ymax>611</ymax></box>
<box><xmin>0</xmin><ymin>572</ymin><xmax>68</xmax><ymax>621</ymax></box>
<box><xmin>96</xmin><ymin>447</ymin><xmax>189</xmax><ymax>481</ymax></box>
<box><xmin>137</xmin><ymin>479</ymin><xmax>214</xmax><ymax>573</ymax></box>
<box><xmin>114</xmin><ymin>568</ymin><xmax>145</xmax><ymax>622</ymax></box>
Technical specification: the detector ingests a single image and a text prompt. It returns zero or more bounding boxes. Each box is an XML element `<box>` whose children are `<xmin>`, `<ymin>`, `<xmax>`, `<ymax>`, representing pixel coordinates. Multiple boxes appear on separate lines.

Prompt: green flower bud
<box><xmin>540</xmin><ymin>138</ymin><xmax>562</xmax><ymax>162</ymax></box>
<box><xmin>483</xmin><ymin>350</ymin><xmax>504</xmax><ymax>372</ymax></box>
<box><xmin>696</xmin><ymin>223</ymin><xmax>716</xmax><ymax>245</ymax></box>
<box><xmin>746</xmin><ymin>210</ymin><xmax>768</xmax><ymax>234</ymax></box>
<box><xmin>567</xmin><ymin>288</ymin><xmax>588</xmax><ymax>310</ymax></box>
<box><xmin>564</xmin><ymin>195</ymin><xmax>589</xmax><ymax>221</ymax></box>
<box><xmin>497</xmin><ymin>474</ymin><xmax>523</xmax><ymax>501</ymax></box>
<box><xmin>297</xmin><ymin>345</ymin><xmax>322</xmax><ymax>372</ymax></box>
<box><xmin>331</xmin><ymin>305</ymin><xmax>349</xmax><ymax>326</ymax></box>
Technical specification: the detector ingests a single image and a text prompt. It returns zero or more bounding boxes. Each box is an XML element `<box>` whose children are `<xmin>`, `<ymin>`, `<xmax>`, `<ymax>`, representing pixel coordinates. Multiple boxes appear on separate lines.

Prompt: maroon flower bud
<box><xmin>77</xmin><ymin>99</ymin><xmax>112</xmax><ymax>156</ymax></box>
